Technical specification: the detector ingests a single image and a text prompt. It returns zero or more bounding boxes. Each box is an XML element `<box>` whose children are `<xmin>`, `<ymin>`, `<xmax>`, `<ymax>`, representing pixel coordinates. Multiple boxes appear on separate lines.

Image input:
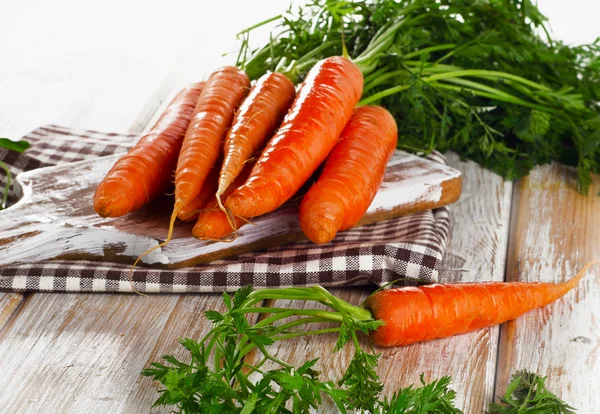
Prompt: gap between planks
<box><xmin>496</xmin><ymin>163</ymin><xmax>600</xmax><ymax>411</ymax></box>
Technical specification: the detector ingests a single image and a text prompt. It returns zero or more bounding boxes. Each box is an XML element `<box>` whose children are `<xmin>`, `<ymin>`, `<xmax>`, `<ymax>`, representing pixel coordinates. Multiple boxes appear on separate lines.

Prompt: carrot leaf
<box><xmin>382</xmin><ymin>374</ymin><xmax>462</xmax><ymax>414</ymax></box>
<box><xmin>338</xmin><ymin>349</ymin><xmax>383</xmax><ymax>412</ymax></box>
<box><xmin>0</xmin><ymin>138</ymin><xmax>29</xmax><ymax>153</ymax></box>
<box><xmin>489</xmin><ymin>371</ymin><xmax>576</xmax><ymax>414</ymax></box>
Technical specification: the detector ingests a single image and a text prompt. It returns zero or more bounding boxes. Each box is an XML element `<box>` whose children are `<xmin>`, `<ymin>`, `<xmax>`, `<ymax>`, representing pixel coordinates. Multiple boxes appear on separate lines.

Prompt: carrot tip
<box><xmin>302</xmin><ymin>222</ymin><xmax>336</xmax><ymax>244</ymax></box>
<box><xmin>192</xmin><ymin>227</ymin><xmax>206</xmax><ymax>240</ymax></box>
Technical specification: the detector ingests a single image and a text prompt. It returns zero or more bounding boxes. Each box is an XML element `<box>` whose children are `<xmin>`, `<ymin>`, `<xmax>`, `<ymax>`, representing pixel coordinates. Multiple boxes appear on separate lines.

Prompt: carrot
<box><xmin>225</xmin><ymin>56</ymin><xmax>363</xmax><ymax>218</ymax></box>
<box><xmin>93</xmin><ymin>82</ymin><xmax>204</xmax><ymax>217</ymax></box>
<box><xmin>193</xmin><ymin>163</ymin><xmax>254</xmax><ymax>240</ymax></box>
<box><xmin>176</xmin><ymin>166</ymin><xmax>219</xmax><ymax>222</ymax></box>
<box><xmin>175</xmin><ymin>67</ymin><xmax>249</xmax><ymax>213</ymax></box>
<box><xmin>163</xmin><ymin>67</ymin><xmax>248</xmax><ymax>241</ymax></box>
<box><xmin>217</xmin><ymin>72</ymin><xmax>295</xmax><ymax>199</ymax></box>
<box><xmin>365</xmin><ymin>260</ymin><xmax>600</xmax><ymax>347</ymax></box>
<box><xmin>133</xmin><ymin>67</ymin><xmax>248</xmax><ymax>271</ymax></box>
<box><xmin>299</xmin><ymin>106</ymin><xmax>397</xmax><ymax>244</ymax></box>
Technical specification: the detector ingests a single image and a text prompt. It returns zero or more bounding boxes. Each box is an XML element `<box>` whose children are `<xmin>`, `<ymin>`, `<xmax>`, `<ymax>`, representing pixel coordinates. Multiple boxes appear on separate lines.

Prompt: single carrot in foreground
<box><xmin>217</xmin><ymin>72</ymin><xmax>295</xmax><ymax>199</ymax></box>
<box><xmin>299</xmin><ymin>106</ymin><xmax>398</xmax><ymax>244</ymax></box>
<box><xmin>365</xmin><ymin>260</ymin><xmax>600</xmax><ymax>347</ymax></box>
<box><xmin>193</xmin><ymin>163</ymin><xmax>254</xmax><ymax>240</ymax></box>
<box><xmin>226</xmin><ymin>56</ymin><xmax>363</xmax><ymax>218</ymax></box>
<box><xmin>211</xmin><ymin>261</ymin><xmax>598</xmax><ymax>351</ymax></box>
<box><xmin>93</xmin><ymin>82</ymin><xmax>204</xmax><ymax>217</ymax></box>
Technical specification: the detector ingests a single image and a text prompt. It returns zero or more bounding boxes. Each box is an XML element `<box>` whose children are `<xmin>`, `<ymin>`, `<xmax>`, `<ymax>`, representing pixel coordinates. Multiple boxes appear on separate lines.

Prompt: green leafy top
<box><xmin>236</xmin><ymin>0</ymin><xmax>600</xmax><ymax>193</ymax></box>
<box><xmin>490</xmin><ymin>371</ymin><xmax>576</xmax><ymax>414</ymax></box>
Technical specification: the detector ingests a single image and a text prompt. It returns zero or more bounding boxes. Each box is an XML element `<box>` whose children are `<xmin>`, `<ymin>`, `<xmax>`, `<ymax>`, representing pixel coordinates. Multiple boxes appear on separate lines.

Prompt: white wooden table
<box><xmin>0</xmin><ymin>1</ymin><xmax>599</xmax><ymax>412</ymax></box>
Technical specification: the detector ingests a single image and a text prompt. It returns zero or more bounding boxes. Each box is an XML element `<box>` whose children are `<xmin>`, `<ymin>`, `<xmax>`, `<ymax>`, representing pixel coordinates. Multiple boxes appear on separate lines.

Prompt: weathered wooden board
<box><xmin>496</xmin><ymin>163</ymin><xmax>600</xmax><ymax>411</ymax></box>
<box><xmin>0</xmin><ymin>150</ymin><xmax>461</xmax><ymax>269</ymax></box>
<box><xmin>0</xmin><ymin>293</ymin><xmax>184</xmax><ymax>412</ymax></box>
<box><xmin>244</xmin><ymin>152</ymin><xmax>513</xmax><ymax>413</ymax></box>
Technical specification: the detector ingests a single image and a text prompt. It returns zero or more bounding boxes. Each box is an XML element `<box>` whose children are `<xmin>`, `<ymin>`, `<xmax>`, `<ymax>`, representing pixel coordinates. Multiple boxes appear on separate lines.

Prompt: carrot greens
<box><xmin>490</xmin><ymin>371</ymin><xmax>576</xmax><ymax>414</ymax></box>
<box><xmin>236</xmin><ymin>0</ymin><xmax>600</xmax><ymax>193</ymax></box>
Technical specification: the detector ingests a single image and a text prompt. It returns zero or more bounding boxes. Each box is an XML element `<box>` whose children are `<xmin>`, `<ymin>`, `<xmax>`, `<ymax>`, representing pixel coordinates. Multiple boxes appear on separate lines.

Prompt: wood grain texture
<box><xmin>0</xmin><ymin>291</ymin><xmax>258</xmax><ymax>413</ymax></box>
<box><xmin>496</xmin><ymin>163</ymin><xmax>600</xmax><ymax>410</ymax></box>
<box><xmin>245</xmin><ymin>152</ymin><xmax>513</xmax><ymax>413</ymax></box>
<box><xmin>0</xmin><ymin>293</ymin><xmax>175</xmax><ymax>412</ymax></box>
<box><xmin>0</xmin><ymin>150</ymin><xmax>461</xmax><ymax>268</ymax></box>
<box><xmin>122</xmin><ymin>294</ymin><xmax>234</xmax><ymax>413</ymax></box>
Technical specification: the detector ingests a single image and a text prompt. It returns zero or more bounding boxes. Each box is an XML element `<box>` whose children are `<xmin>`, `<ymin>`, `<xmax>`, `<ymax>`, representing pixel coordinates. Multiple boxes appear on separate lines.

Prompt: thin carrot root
<box><xmin>130</xmin><ymin>208</ymin><xmax>179</xmax><ymax>295</ymax></box>
<box><xmin>568</xmin><ymin>259</ymin><xmax>600</xmax><ymax>287</ymax></box>
<box><xmin>216</xmin><ymin>191</ymin><xmax>238</xmax><ymax>233</ymax></box>
<box><xmin>235</xmin><ymin>215</ymin><xmax>254</xmax><ymax>226</ymax></box>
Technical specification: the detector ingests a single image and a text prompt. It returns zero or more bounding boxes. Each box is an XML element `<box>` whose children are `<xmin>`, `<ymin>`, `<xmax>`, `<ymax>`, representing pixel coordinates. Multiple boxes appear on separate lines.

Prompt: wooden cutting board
<box><xmin>0</xmin><ymin>151</ymin><xmax>461</xmax><ymax>268</ymax></box>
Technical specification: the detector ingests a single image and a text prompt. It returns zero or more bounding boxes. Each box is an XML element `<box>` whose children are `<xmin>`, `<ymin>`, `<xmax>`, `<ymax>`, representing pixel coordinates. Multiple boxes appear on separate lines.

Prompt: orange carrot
<box><xmin>193</xmin><ymin>163</ymin><xmax>254</xmax><ymax>240</ymax></box>
<box><xmin>161</xmin><ymin>67</ymin><xmax>248</xmax><ymax>242</ymax></box>
<box><xmin>133</xmin><ymin>67</ymin><xmax>248</xmax><ymax>269</ymax></box>
<box><xmin>217</xmin><ymin>72</ymin><xmax>295</xmax><ymax>199</ymax></box>
<box><xmin>225</xmin><ymin>56</ymin><xmax>363</xmax><ymax>218</ymax></box>
<box><xmin>93</xmin><ymin>82</ymin><xmax>203</xmax><ymax>217</ymax></box>
<box><xmin>174</xmin><ymin>67</ymin><xmax>249</xmax><ymax>213</ymax></box>
<box><xmin>365</xmin><ymin>260</ymin><xmax>600</xmax><ymax>347</ymax></box>
<box><xmin>299</xmin><ymin>106</ymin><xmax>397</xmax><ymax>244</ymax></box>
<box><xmin>177</xmin><ymin>167</ymin><xmax>219</xmax><ymax>222</ymax></box>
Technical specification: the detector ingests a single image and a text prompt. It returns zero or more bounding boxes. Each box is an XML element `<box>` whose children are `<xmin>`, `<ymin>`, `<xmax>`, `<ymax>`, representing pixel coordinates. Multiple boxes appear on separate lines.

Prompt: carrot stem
<box><xmin>273</xmin><ymin>328</ymin><xmax>342</xmax><ymax>342</ymax></box>
<box><xmin>236</xmin><ymin>14</ymin><xmax>282</xmax><ymax>36</ymax></box>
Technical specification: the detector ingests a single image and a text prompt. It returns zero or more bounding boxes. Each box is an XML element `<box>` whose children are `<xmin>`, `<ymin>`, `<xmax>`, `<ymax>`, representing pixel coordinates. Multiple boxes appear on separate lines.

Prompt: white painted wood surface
<box><xmin>496</xmin><ymin>163</ymin><xmax>600</xmax><ymax>411</ymax></box>
<box><xmin>0</xmin><ymin>148</ymin><xmax>461</xmax><ymax>267</ymax></box>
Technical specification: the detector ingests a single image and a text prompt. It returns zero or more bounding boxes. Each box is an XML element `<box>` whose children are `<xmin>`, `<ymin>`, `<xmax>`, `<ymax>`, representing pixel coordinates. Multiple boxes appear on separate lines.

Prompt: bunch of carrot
<box><xmin>94</xmin><ymin>56</ymin><xmax>398</xmax><ymax>246</ymax></box>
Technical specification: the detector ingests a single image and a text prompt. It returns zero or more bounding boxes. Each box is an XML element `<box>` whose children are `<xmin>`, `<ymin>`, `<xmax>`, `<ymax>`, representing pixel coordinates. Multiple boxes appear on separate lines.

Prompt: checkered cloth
<box><xmin>0</xmin><ymin>125</ymin><xmax>451</xmax><ymax>293</ymax></box>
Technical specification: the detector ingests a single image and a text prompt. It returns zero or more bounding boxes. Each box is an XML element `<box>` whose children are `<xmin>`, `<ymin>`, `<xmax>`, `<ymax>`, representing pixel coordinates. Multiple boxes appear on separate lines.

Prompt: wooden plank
<box><xmin>0</xmin><ymin>148</ymin><xmax>462</xmax><ymax>268</ymax></box>
<box><xmin>0</xmin><ymin>293</ymin><xmax>176</xmax><ymax>412</ymax></box>
<box><xmin>121</xmin><ymin>294</ymin><xmax>228</xmax><ymax>412</ymax></box>
<box><xmin>496</xmin><ymin>163</ymin><xmax>600</xmax><ymax>410</ymax></box>
<box><xmin>245</xmin><ymin>152</ymin><xmax>513</xmax><ymax>413</ymax></box>
<box><xmin>0</xmin><ymin>292</ymin><xmax>23</xmax><ymax>331</ymax></box>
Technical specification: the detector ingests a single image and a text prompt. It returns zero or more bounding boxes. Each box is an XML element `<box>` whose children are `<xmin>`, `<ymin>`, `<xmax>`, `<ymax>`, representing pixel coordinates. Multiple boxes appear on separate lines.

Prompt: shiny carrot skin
<box><xmin>174</xmin><ymin>67</ymin><xmax>249</xmax><ymax>212</ymax></box>
<box><xmin>226</xmin><ymin>56</ymin><xmax>364</xmax><ymax>218</ymax></box>
<box><xmin>299</xmin><ymin>106</ymin><xmax>397</xmax><ymax>244</ymax></box>
<box><xmin>93</xmin><ymin>82</ymin><xmax>204</xmax><ymax>217</ymax></box>
<box><xmin>365</xmin><ymin>261</ymin><xmax>598</xmax><ymax>347</ymax></box>
<box><xmin>218</xmin><ymin>72</ymin><xmax>295</xmax><ymax>197</ymax></box>
<box><xmin>193</xmin><ymin>163</ymin><xmax>253</xmax><ymax>240</ymax></box>
<box><xmin>177</xmin><ymin>167</ymin><xmax>219</xmax><ymax>222</ymax></box>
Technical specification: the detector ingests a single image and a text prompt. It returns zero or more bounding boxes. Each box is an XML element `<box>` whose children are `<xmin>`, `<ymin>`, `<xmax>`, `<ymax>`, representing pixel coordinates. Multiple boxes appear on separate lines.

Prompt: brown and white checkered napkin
<box><xmin>0</xmin><ymin>126</ymin><xmax>450</xmax><ymax>293</ymax></box>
